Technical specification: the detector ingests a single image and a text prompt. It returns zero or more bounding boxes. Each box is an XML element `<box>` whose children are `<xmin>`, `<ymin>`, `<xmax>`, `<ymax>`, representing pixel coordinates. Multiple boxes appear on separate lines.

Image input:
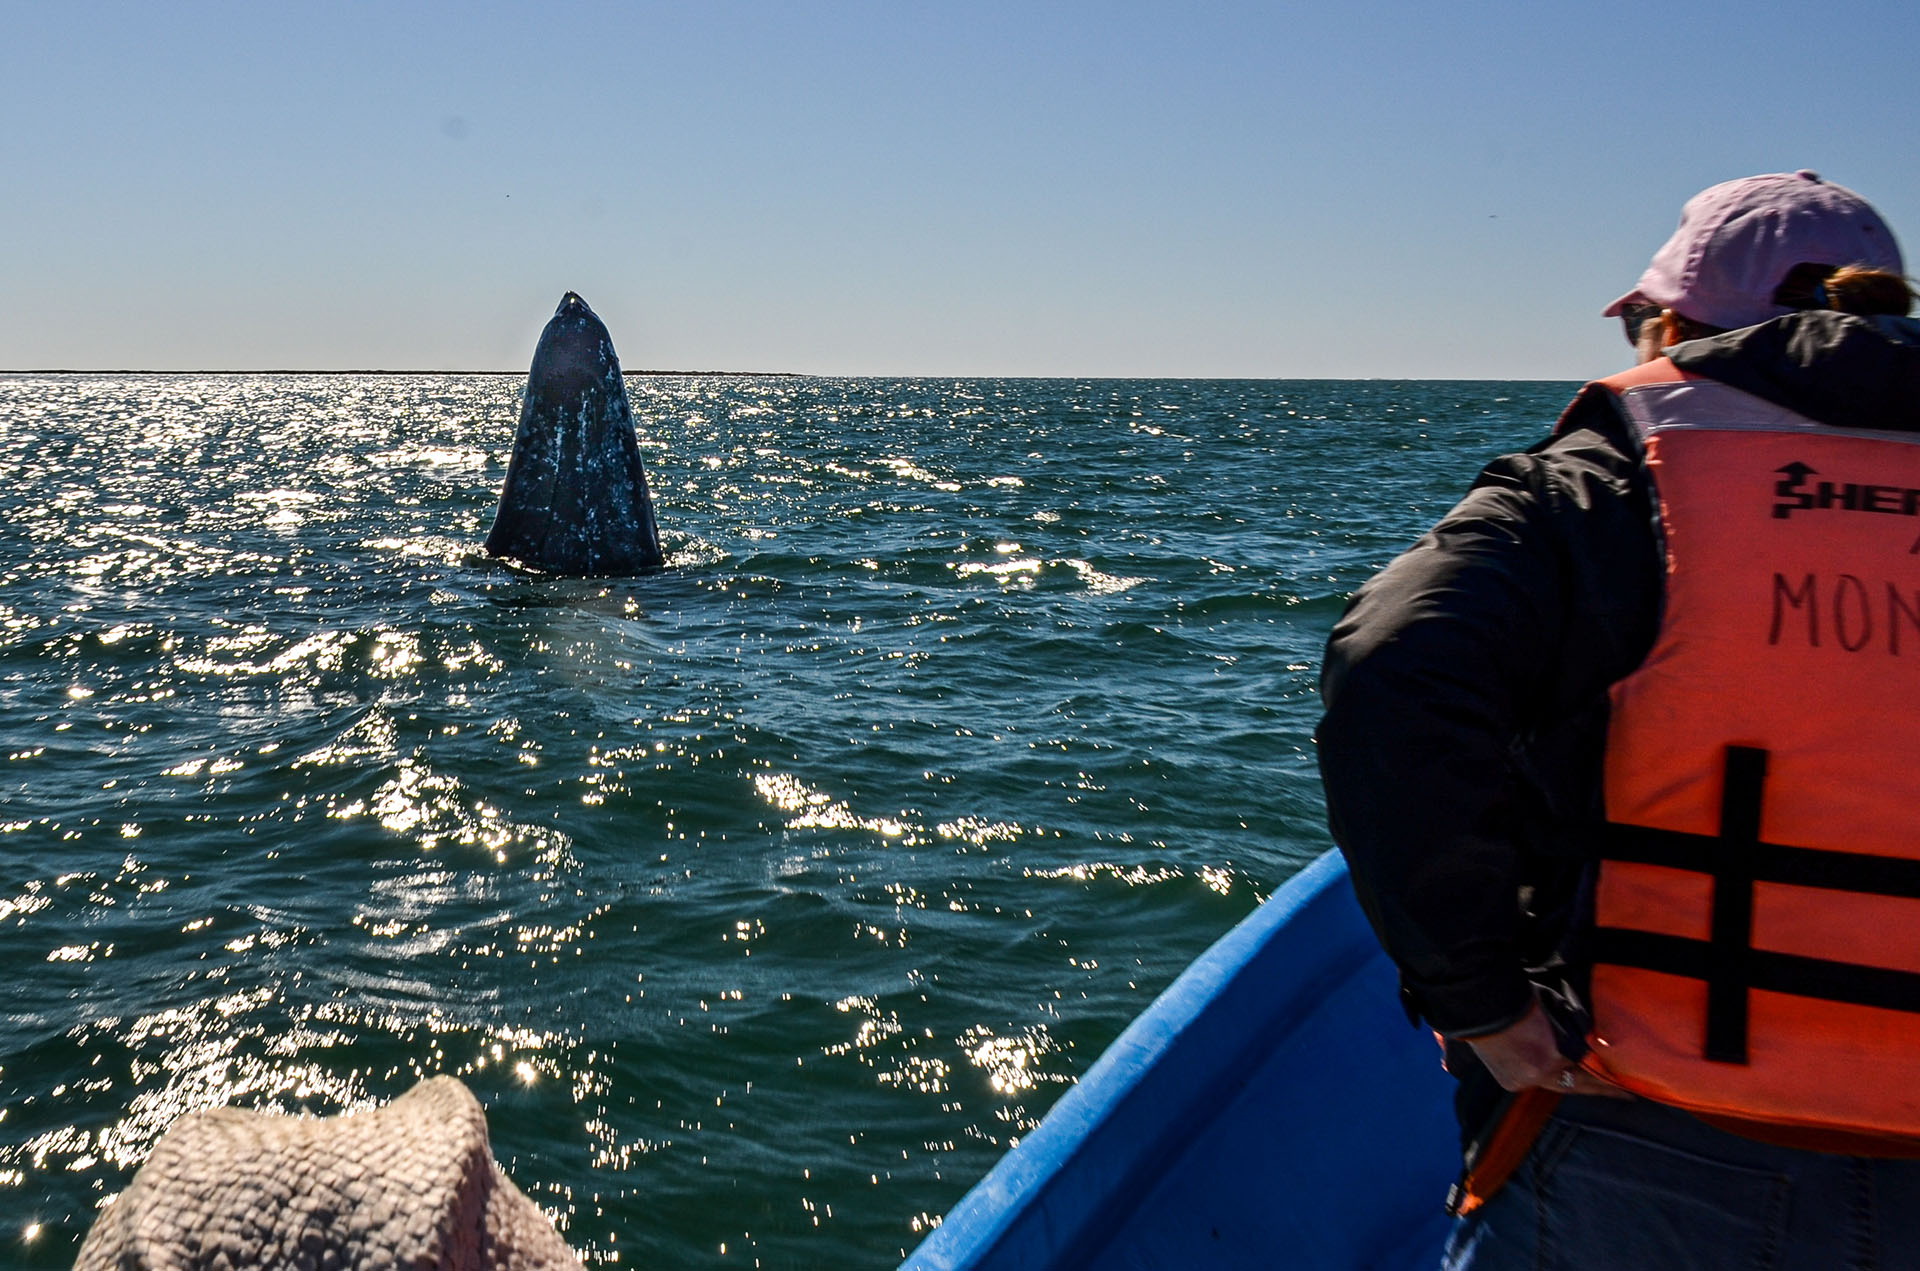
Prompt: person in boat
<box><xmin>1318</xmin><ymin>171</ymin><xmax>1920</xmax><ymax>1267</ymax></box>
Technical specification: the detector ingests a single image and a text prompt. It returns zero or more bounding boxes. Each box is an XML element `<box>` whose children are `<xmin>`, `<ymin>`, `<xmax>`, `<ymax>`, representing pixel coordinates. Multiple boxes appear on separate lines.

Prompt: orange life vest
<box><xmin>1584</xmin><ymin>358</ymin><xmax>1920</xmax><ymax>1143</ymax></box>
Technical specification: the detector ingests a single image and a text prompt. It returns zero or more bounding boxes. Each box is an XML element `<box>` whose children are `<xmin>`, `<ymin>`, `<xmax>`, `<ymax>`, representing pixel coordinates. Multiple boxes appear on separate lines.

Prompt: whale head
<box><xmin>483</xmin><ymin>293</ymin><xmax>666</xmax><ymax>575</ymax></box>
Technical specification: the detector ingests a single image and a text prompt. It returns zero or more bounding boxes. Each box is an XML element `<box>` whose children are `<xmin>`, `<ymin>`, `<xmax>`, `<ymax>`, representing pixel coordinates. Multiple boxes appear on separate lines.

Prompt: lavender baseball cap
<box><xmin>1603</xmin><ymin>171</ymin><xmax>1903</xmax><ymax>331</ymax></box>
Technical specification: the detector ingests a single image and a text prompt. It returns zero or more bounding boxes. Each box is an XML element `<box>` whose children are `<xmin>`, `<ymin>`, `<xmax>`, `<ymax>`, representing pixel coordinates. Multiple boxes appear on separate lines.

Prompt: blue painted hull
<box><xmin>903</xmin><ymin>851</ymin><xmax>1459</xmax><ymax>1270</ymax></box>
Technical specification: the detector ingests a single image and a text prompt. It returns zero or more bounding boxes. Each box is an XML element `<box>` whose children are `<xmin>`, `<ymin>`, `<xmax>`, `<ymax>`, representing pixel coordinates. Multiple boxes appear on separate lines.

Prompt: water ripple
<box><xmin>0</xmin><ymin>373</ymin><xmax>1563</xmax><ymax>1265</ymax></box>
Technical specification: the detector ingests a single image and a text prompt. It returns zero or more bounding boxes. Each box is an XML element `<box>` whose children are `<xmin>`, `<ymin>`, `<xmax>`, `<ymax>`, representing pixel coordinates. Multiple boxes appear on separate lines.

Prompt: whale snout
<box><xmin>487</xmin><ymin>293</ymin><xmax>665</xmax><ymax>574</ymax></box>
<box><xmin>535</xmin><ymin>293</ymin><xmax>614</xmax><ymax>384</ymax></box>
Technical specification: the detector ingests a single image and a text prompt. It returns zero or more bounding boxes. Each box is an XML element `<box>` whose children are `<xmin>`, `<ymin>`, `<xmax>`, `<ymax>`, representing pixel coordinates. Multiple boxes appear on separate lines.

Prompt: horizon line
<box><xmin>0</xmin><ymin>369</ymin><xmax>1582</xmax><ymax>382</ymax></box>
<box><xmin>0</xmin><ymin>368</ymin><xmax>797</xmax><ymax>378</ymax></box>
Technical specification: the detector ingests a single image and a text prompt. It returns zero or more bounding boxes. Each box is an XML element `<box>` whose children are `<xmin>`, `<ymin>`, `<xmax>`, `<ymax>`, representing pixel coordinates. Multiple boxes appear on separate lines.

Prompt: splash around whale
<box><xmin>484</xmin><ymin>292</ymin><xmax>666</xmax><ymax>575</ymax></box>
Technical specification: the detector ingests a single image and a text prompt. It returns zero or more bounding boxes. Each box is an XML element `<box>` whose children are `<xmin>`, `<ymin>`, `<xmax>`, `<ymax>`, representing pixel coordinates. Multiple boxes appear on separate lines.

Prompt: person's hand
<box><xmin>1458</xmin><ymin>1001</ymin><xmax>1627</xmax><ymax>1098</ymax></box>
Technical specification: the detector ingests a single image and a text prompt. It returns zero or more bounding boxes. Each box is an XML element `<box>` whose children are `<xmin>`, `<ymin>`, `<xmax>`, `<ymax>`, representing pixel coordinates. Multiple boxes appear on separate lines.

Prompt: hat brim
<box><xmin>1602</xmin><ymin>289</ymin><xmax>1648</xmax><ymax>318</ymax></box>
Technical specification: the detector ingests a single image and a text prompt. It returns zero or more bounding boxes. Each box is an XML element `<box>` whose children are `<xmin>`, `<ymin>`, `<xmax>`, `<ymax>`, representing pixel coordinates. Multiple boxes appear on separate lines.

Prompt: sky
<box><xmin>7</xmin><ymin>1</ymin><xmax>1920</xmax><ymax>379</ymax></box>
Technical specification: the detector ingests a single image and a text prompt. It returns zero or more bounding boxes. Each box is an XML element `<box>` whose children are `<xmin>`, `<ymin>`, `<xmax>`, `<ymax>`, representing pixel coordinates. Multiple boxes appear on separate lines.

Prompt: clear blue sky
<box><xmin>7</xmin><ymin>1</ymin><xmax>1920</xmax><ymax>378</ymax></box>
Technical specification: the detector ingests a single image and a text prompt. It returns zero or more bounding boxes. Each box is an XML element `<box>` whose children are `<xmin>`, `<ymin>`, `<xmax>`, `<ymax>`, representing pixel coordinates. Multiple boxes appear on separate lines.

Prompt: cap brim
<box><xmin>1601</xmin><ymin>289</ymin><xmax>1647</xmax><ymax>318</ymax></box>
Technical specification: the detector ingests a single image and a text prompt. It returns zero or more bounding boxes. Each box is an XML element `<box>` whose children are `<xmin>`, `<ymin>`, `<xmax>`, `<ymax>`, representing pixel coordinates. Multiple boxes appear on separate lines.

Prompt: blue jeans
<box><xmin>1444</xmin><ymin>1094</ymin><xmax>1920</xmax><ymax>1270</ymax></box>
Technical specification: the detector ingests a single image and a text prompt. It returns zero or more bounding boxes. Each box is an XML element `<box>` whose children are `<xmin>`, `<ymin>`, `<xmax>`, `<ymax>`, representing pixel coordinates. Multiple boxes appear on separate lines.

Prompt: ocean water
<box><xmin>0</xmin><ymin>374</ymin><xmax>1568</xmax><ymax>1266</ymax></box>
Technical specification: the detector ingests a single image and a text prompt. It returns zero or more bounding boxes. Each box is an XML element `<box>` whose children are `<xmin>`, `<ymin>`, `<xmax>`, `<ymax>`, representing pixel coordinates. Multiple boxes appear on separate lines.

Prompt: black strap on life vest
<box><xmin>1594</xmin><ymin>745</ymin><xmax>1920</xmax><ymax>1064</ymax></box>
<box><xmin>1708</xmin><ymin>745</ymin><xmax>1763</xmax><ymax>1063</ymax></box>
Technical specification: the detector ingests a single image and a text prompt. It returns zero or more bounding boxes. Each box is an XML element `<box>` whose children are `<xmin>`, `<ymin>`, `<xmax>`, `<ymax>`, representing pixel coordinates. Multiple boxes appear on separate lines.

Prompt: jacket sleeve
<box><xmin>1316</xmin><ymin>447</ymin><xmax>1586</xmax><ymax>1038</ymax></box>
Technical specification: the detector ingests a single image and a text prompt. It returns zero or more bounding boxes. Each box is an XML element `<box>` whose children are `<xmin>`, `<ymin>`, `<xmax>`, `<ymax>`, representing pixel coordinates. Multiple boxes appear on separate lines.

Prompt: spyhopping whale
<box><xmin>485</xmin><ymin>292</ymin><xmax>666</xmax><ymax>574</ymax></box>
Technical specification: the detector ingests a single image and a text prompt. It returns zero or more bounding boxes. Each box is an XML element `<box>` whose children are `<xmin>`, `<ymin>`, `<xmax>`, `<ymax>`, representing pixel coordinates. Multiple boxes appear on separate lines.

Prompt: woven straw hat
<box><xmin>73</xmin><ymin>1076</ymin><xmax>583</xmax><ymax>1271</ymax></box>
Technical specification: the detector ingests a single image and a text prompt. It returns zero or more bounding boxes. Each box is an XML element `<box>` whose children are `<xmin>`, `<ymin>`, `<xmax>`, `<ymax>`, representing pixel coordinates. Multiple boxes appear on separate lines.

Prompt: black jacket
<box><xmin>1317</xmin><ymin>311</ymin><xmax>1920</xmax><ymax>1144</ymax></box>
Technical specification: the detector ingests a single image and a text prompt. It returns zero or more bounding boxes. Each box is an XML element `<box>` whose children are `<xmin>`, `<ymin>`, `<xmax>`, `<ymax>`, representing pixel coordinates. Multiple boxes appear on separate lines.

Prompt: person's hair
<box><xmin>1771</xmin><ymin>261</ymin><xmax>1914</xmax><ymax>317</ymax></box>
<box><xmin>1823</xmin><ymin>265</ymin><xmax>1915</xmax><ymax>316</ymax></box>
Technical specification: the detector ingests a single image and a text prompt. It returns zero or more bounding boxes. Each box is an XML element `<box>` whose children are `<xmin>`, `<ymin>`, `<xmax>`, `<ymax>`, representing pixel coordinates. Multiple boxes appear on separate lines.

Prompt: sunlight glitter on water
<box><xmin>0</xmin><ymin>372</ymin><xmax>1566</xmax><ymax>1264</ymax></box>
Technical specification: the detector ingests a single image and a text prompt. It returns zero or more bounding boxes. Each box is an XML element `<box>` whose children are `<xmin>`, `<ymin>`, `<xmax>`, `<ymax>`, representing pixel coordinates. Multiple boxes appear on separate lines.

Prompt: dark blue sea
<box><xmin>0</xmin><ymin>375</ymin><xmax>1569</xmax><ymax>1266</ymax></box>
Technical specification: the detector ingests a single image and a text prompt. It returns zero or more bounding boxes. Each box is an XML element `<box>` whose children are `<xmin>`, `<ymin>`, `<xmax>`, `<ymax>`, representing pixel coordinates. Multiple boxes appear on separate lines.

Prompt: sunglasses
<box><xmin>1620</xmin><ymin>302</ymin><xmax>1664</xmax><ymax>347</ymax></box>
